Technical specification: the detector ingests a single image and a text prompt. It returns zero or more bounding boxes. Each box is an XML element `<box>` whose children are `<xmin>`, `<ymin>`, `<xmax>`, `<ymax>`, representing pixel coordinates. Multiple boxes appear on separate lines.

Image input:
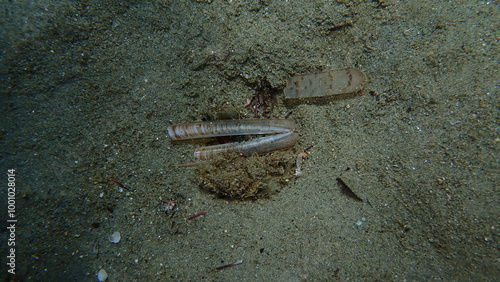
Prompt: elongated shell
<box><xmin>284</xmin><ymin>68</ymin><xmax>366</xmax><ymax>99</ymax></box>
<box><xmin>194</xmin><ymin>131</ymin><xmax>298</xmax><ymax>160</ymax></box>
<box><xmin>167</xmin><ymin>119</ymin><xmax>297</xmax><ymax>140</ymax></box>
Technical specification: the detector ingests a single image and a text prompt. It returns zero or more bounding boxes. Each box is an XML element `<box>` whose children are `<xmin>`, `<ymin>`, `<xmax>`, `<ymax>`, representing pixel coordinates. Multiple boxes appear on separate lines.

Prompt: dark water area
<box><xmin>0</xmin><ymin>0</ymin><xmax>498</xmax><ymax>280</ymax></box>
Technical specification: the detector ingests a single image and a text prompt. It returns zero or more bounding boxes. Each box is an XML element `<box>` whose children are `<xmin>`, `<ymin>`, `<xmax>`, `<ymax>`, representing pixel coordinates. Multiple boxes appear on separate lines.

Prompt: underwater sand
<box><xmin>0</xmin><ymin>0</ymin><xmax>498</xmax><ymax>280</ymax></box>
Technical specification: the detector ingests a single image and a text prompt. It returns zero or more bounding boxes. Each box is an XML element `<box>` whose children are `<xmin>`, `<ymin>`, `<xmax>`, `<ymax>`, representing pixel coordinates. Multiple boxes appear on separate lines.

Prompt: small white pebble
<box><xmin>97</xmin><ymin>269</ymin><xmax>108</xmax><ymax>281</ymax></box>
<box><xmin>109</xmin><ymin>231</ymin><xmax>121</xmax><ymax>243</ymax></box>
<box><xmin>356</xmin><ymin>218</ymin><xmax>367</xmax><ymax>227</ymax></box>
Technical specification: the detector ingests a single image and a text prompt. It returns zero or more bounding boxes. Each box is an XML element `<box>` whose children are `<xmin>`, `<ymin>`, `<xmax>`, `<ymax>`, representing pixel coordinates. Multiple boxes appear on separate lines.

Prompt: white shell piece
<box><xmin>108</xmin><ymin>231</ymin><xmax>121</xmax><ymax>243</ymax></box>
<box><xmin>97</xmin><ymin>269</ymin><xmax>108</xmax><ymax>281</ymax></box>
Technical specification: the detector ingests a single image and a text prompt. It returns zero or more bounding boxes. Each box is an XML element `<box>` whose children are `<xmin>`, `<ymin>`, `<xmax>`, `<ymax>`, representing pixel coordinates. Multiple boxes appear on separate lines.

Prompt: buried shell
<box><xmin>284</xmin><ymin>68</ymin><xmax>367</xmax><ymax>99</ymax></box>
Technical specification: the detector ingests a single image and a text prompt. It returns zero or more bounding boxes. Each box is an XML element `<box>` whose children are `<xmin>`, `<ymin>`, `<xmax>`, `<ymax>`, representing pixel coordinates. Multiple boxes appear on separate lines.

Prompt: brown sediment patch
<box><xmin>196</xmin><ymin>151</ymin><xmax>296</xmax><ymax>200</ymax></box>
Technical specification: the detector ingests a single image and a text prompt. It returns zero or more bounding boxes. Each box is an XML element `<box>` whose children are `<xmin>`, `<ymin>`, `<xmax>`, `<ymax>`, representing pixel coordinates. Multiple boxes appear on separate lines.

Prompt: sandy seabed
<box><xmin>0</xmin><ymin>0</ymin><xmax>498</xmax><ymax>280</ymax></box>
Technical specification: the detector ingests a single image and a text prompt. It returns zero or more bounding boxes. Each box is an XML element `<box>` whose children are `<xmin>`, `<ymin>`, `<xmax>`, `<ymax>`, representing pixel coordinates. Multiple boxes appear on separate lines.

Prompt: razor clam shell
<box><xmin>194</xmin><ymin>131</ymin><xmax>298</xmax><ymax>160</ymax></box>
<box><xmin>167</xmin><ymin>119</ymin><xmax>297</xmax><ymax>140</ymax></box>
<box><xmin>284</xmin><ymin>68</ymin><xmax>366</xmax><ymax>99</ymax></box>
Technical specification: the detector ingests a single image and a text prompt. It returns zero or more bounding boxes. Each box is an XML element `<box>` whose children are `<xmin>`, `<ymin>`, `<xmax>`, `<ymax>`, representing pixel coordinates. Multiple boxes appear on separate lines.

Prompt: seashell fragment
<box><xmin>284</xmin><ymin>68</ymin><xmax>367</xmax><ymax>99</ymax></box>
<box><xmin>97</xmin><ymin>269</ymin><xmax>108</xmax><ymax>281</ymax></box>
<box><xmin>108</xmin><ymin>231</ymin><xmax>121</xmax><ymax>243</ymax></box>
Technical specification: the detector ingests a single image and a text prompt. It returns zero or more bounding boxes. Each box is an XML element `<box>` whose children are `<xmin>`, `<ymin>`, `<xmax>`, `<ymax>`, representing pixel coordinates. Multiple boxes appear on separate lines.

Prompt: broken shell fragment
<box><xmin>284</xmin><ymin>68</ymin><xmax>367</xmax><ymax>99</ymax></box>
<box><xmin>294</xmin><ymin>151</ymin><xmax>309</xmax><ymax>177</ymax></box>
<box><xmin>97</xmin><ymin>269</ymin><xmax>108</xmax><ymax>281</ymax></box>
<box><xmin>108</xmin><ymin>231</ymin><xmax>121</xmax><ymax>243</ymax></box>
